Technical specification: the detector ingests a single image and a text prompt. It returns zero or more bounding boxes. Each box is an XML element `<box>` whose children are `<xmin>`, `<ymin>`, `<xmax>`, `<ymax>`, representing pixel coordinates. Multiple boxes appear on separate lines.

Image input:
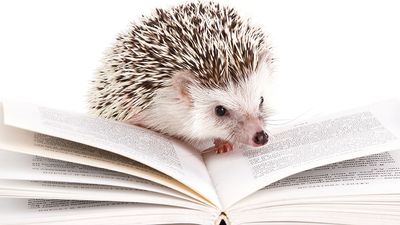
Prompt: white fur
<box><xmin>133</xmin><ymin>62</ymin><xmax>272</xmax><ymax>148</ymax></box>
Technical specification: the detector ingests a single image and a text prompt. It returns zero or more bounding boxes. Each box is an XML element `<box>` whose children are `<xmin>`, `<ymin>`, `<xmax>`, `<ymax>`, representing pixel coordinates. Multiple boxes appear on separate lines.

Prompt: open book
<box><xmin>0</xmin><ymin>100</ymin><xmax>400</xmax><ymax>225</ymax></box>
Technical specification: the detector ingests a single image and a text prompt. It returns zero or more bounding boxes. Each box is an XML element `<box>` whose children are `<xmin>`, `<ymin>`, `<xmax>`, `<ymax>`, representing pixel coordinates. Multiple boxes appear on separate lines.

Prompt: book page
<box><xmin>0</xmin><ymin>199</ymin><xmax>216</xmax><ymax>225</ymax></box>
<box><xmin>229</xmin><ymin>203</ymin><xmax>400</xmax><ymax>225</ymax></box>
<box><xmin>203</xmin><ymin>100</ymin><xmax>400</xmax><ymax>208</ymax></box>
<box><xmin>0</xmin><ymin>119</ymin><xmax>211</xmax><ymax>205</ymax></box>
<box><xmin>230</xmin><ymin>149</ymin><xmax>400</xmax><ymax>211</ymax></box>
<box><xmin>1</xmin><ymin>102</ymin><xmax>221</xmax><ymax>208</ymax></box>
<box><xmin>0</xmin><ymin>150</ymin><xmax>193</xmax><ymax>201</ymax></box>
<box><xmin>0</xmin><ymin>179</ymin><xmax>209</xmax><ymax>211</ymax></box>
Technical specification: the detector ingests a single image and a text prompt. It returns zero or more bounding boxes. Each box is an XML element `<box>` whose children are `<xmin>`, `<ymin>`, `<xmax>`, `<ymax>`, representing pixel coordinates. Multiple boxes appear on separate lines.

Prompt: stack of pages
<box><xmin>0</xmin><ymin>100</ymin><xmax>400</xmax><ymax>225</ymax></box>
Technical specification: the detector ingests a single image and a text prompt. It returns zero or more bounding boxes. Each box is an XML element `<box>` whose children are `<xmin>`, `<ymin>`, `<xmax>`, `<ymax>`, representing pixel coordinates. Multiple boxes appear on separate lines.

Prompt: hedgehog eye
<box><xmin>215</xmin><ymin>105</ymin><xmax>227</xmax><ymax>117</ymax></box>
<box><xmin>260</xmin><ymin>96</ymin><xmax>264</xmax><ymax>106</ymax></box>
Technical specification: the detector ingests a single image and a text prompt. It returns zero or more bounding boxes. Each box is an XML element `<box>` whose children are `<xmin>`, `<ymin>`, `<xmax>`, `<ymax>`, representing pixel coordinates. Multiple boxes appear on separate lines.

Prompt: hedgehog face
<box><xmin>185</xmin><ymin>70</ymin><xmax>271</xmax><ymax>148</ymax></box>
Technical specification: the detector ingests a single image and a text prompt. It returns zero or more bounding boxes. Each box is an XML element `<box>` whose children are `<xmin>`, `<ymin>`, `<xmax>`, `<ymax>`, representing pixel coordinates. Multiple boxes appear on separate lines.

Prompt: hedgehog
<box><xmin>88</xmin><ymin>1</ymin><xmax>274</xmax><ymax>153</ymax></box>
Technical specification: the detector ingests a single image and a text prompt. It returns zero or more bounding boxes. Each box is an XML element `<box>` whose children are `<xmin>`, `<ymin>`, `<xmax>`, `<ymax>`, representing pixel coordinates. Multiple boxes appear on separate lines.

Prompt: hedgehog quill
<box><xmin>88</xmin><ymin>2</ymin><xmax>274</xmax><ymax>154</ymax></box>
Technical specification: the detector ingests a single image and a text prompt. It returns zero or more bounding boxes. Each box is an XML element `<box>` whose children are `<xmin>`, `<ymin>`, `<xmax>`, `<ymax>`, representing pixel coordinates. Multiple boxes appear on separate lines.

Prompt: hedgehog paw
<box><xmin>213</xmin><ymin>139</ymin><xmax>233</xmax><ymax>154</ymax></box>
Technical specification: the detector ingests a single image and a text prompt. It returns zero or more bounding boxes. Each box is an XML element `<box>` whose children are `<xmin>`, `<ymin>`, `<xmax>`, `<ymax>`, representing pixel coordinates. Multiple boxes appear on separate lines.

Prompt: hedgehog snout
<box><xmin>252</xmin><ymin>131</ymin><xmax>269</xmax><ymax>146</ymax></box>
<box><xmin>236</xmin><ymin>116</ymin><xmax>268</xmax><ymax>147</ymax></box>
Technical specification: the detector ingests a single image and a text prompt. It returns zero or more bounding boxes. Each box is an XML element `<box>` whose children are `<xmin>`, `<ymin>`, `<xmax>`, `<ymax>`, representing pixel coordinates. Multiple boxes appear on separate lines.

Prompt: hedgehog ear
<box><xmin>171</xmin><ymin>70</ymin><xmax>195</xmax><ymax>105</ymax></box>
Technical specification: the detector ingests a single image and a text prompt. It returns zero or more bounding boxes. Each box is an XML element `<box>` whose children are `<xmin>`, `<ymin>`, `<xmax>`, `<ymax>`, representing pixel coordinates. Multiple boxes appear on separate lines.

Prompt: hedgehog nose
<box><xmin>252</xmin><ymin>131</ymin><xmax>268</xmax><ymax>146</ymax></box>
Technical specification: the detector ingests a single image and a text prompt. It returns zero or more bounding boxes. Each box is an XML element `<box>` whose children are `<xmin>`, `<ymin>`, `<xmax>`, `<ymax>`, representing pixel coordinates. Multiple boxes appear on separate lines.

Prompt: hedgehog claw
<box><xmin>213</xmin><ymin>139</ymin><xmax>233</xmax><ymax>154</ymax></box>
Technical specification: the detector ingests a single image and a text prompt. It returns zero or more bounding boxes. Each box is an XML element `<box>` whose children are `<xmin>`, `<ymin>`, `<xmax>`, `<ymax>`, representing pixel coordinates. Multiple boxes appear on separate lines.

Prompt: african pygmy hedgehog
<box><xmin>88</xmin><ymin>1</ymin><xmax>274</xmax><ymax>153</ymax></box>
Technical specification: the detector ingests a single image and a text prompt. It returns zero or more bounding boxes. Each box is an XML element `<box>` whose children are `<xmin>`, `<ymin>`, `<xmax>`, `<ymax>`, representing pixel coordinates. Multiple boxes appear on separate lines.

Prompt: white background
<box><xmin>0</xmin><ymin>0</ymin><xmax>399</xmax><ymax>124</ymax></box>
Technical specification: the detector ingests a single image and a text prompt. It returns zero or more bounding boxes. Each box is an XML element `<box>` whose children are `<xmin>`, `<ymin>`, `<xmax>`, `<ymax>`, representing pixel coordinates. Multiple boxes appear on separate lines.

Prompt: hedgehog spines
<box><xmin>89</xmin><ymin>1</ymin><xmax>272</xmax><ymax>121</ymax></box>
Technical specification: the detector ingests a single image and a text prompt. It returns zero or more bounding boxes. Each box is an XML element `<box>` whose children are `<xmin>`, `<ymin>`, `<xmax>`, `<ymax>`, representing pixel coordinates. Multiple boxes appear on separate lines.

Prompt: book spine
<box><xmin>215</xmin><ymin>212</ymin><xmax>230</xmax><ymax>225</ymax></box>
